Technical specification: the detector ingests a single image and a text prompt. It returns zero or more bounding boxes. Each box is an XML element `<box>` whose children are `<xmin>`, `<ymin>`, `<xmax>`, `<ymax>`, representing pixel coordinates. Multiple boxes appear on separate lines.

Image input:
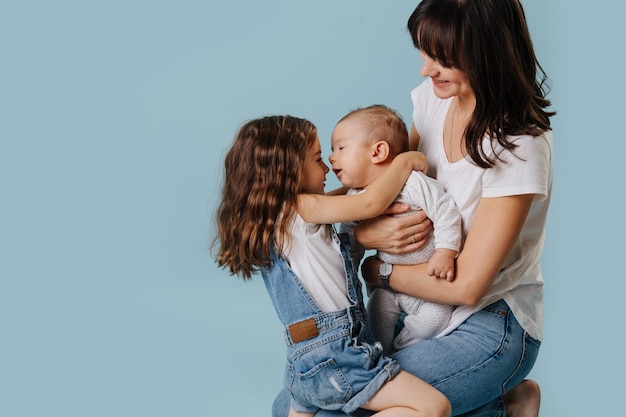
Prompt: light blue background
<box><xmin>1</xmin><ymin>1</ymin><xmax>623</xmax><ymax>416</ymax></box>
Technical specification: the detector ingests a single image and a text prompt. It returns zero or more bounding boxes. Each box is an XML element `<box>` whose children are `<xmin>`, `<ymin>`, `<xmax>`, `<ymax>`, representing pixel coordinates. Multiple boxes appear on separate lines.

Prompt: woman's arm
<box><xmin>361</xmin><ymin>194</ymin><xmax>534</xmax><ymax>306</ymax></box>
<box><xmin>297</xmin><ymin>151</ymin><xmax>427</xmax><ymax>224</ymax></box>
<box><xmin>409</xmin><ymin>123</ymin><xmax>420</xmax><ymax>151</ymax></box>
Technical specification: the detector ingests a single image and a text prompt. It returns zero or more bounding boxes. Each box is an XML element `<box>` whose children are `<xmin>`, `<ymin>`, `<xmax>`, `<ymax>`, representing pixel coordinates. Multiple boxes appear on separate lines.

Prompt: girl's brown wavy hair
<box><xmin>408</xmin><ymin>0</ymin><xmax>555</xmax><ymax>168</ymax></box>
<box><xmin>213</xmin><ymin>115</ymin><xmax>318</xmax><ymax>279</ymax></box>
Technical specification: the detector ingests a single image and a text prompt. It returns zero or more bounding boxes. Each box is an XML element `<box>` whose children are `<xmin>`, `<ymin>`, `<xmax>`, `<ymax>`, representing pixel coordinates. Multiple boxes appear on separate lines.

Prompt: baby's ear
<box><xmin>371</xmin><ymin>140</ymin><xmax>391</xmax><ymax>164</ymax></box>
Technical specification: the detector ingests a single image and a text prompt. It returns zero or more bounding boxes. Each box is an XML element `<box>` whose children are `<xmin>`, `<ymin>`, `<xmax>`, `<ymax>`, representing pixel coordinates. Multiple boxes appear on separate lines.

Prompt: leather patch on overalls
<box><xmin>288</xmin><ymin>317</ymin><xmax>319</xmax><ymax>343</ymax></box>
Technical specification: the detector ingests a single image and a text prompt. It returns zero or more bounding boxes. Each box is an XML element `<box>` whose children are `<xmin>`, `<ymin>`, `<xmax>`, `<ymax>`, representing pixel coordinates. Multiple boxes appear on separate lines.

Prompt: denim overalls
<box><xmin>261</xmin><ymin>230</ymin><xmax>400</xmax><ymax>414</ymax></box>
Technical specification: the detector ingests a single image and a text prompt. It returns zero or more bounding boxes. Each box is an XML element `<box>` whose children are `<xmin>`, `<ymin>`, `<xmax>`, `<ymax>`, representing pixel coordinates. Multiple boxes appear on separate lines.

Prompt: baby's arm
<box><xmin>427</xmin><ymin>248</ymin><xmax>457</xmax><ymax>280</ymax></box>
<box><xmin>403</xmin><ymin>172</ymin><xmax>462</xmax><ymax>280</ymax></box>
<box><xmin>297</xmin><ymin>151</ymin><xmax>427</xmax><ymax>224</ymax></box>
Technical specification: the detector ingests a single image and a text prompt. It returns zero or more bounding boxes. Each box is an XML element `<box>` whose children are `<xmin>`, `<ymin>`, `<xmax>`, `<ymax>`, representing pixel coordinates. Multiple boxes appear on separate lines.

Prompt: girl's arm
<box><xmin>325</xmin><ymin>186</ymin><xmax>349</xmax><ymax>196</ymax></box>
<box><xmin>297</xmin><ymin>151</ymin><xmax>427</xmax><ymax>224</ymax></box>
<box><xmin>361</xmin><ymin>194</ymin><xmax>534</xmax><ymax>306</ymax></box>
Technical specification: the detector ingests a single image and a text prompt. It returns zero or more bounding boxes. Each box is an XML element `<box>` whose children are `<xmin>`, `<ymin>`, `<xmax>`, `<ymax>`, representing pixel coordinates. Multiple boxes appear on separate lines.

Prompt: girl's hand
<box><xmin>396</xmin><ymin>151</ymin><xmax>428</xmax><ymax>174</ymax></box>
<box><xmin>354</xmin><ymin>203</ymin><xmax>433</xmax><ymax>254</ymax></box>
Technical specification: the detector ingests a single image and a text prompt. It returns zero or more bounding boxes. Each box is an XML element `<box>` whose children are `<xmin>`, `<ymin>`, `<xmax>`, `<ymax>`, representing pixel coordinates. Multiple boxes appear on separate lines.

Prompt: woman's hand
<box><xmin>354</xmin><ymin>202</ymin><xmax>433</xmax><ymax>254</ymax></box>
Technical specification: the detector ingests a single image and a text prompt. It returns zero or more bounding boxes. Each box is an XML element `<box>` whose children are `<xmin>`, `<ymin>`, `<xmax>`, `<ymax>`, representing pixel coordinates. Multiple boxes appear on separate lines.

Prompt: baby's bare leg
<box><xmin>503</xmin><ymin>379</ymin><xmax>541</xmax><ymax>417</ymax></box>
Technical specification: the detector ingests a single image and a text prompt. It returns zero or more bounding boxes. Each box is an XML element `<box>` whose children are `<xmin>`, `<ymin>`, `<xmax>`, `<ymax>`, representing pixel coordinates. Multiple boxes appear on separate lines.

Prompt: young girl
<box><xmin>214</xmin><ymin>115</ymin><xmax>451</xmax><ymax>417</ymax></box>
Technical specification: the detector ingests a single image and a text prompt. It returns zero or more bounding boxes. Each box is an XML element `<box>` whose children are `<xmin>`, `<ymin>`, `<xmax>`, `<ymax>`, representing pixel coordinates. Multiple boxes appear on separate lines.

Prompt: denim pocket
<box><xmin>297</xmin><ymin>358</ymin><xmax>353</xmax><ymax>409</ymax></box>
<box><xmin>482</xmin><ymin>299</ymin><xmax>510</xmax><ymax>317</ymax></box>
<box><xmin>525</xmin><ymin>332</ymin><xmax>541</xmax><ymax>349</ymax></box>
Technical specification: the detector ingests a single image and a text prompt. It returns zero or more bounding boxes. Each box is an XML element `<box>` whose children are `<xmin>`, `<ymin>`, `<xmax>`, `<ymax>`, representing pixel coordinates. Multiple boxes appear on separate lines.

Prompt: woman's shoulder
<box><xmin>498</xmin><ymin>131</ymin><xmax>553</xmax><ymax>163</ymax></box>
<box><xmin>481</xmin><ymin>131</ymin><xmax>553</xmax><ymax>198</ymax></box>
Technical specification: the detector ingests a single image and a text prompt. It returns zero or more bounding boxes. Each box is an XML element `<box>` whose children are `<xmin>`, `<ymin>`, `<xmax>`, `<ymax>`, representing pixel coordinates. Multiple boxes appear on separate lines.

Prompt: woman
<box><xmin>273</xmin><ymin>0</ymin><xmax>554</xmax><ymax>416</ymax></box>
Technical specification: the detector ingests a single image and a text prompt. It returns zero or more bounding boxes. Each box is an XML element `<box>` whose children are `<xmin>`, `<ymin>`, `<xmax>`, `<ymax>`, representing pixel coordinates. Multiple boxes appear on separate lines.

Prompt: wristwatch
<box><xmin>378</xmin><ymin>262</ymin><xmax>393</xmax><ymax>290</ymax></box>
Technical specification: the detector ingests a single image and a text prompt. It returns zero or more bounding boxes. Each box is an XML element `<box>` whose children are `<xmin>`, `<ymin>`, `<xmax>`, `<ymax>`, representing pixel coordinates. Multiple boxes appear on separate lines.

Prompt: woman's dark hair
<box><xmin>408</xmin><ymin>0</ymin><xmax>555</xmax><ymax>168</ymax></box>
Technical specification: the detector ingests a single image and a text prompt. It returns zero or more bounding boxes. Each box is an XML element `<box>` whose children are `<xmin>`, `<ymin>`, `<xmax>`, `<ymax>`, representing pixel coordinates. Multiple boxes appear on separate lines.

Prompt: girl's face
<box><xmin>419</xmin><ymin>50</ymin><xmax>473</xmax><ymax>100</ymax></box>
<box><xmin>301</xmin><ymin>136</ymin><xmax>330</xmax><ymax>195</ymax></box>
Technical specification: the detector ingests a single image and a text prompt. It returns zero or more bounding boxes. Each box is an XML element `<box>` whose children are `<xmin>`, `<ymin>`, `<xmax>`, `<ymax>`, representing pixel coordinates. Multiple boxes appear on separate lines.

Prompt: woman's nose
<box><xmin>420</xmin><ymin>55</ymin><xmax>437</xmax><ymax>77</ymax></box>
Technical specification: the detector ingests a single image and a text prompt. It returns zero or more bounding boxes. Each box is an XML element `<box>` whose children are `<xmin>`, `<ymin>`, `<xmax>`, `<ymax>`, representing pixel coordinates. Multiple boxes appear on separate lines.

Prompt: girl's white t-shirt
<box><xmin>412</xmin><ymin>78</ymin><xmax>553</xmax><ymax>341</ymax></box>
<box><xmin>283</xmin><ymin>213</ymin><xmax>351</xmax><ymax>312</ymax></box>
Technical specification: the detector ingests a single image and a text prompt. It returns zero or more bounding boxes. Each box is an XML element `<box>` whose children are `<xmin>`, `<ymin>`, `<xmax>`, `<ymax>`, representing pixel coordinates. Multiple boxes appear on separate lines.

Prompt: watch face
<box><xmin>379</xmin><ymin>263</ymin><xmax>392</xmax><ymax>277</ymax></box>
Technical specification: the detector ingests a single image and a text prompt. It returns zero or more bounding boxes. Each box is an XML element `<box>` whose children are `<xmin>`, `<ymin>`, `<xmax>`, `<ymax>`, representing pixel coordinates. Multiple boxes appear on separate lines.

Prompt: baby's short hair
<box><xmin>338</xmin><ymin>104</ymin><xmax>409</xmax><ymax>157</ymax></box>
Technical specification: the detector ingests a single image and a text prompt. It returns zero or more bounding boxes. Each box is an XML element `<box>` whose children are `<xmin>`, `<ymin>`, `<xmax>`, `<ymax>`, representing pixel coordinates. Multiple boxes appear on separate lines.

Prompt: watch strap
<box><xmin>380</xmin><ymin>275</ymin><xmax>392</xmax><ymax>290</ymax></box>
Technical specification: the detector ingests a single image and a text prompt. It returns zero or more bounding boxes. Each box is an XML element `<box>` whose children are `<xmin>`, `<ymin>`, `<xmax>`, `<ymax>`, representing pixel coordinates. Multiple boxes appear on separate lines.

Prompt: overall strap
<box><xmin>261</xmin><ymin>248</ymin><xmax>322</xmax><ymax>326</ymax></box>
<box><xmin>333</xmin><ymin>226</ymin><xmax>364</xmax><ymax>308</ymax></box>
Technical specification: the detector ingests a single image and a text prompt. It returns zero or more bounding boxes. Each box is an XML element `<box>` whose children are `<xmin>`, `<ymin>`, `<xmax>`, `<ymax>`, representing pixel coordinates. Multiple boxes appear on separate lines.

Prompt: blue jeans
<box><xmin>272</xmin><ymin>299</ymin><xmax>540</xmax><ymax>417</ymax></box>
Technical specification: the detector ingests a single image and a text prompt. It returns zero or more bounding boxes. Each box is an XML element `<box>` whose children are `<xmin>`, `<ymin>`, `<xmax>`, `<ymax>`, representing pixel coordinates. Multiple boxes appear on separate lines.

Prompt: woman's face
<box><xmin>419</xmin><ymin>50</ymin><xmax>474</xmax><ymax>100</ymax></box>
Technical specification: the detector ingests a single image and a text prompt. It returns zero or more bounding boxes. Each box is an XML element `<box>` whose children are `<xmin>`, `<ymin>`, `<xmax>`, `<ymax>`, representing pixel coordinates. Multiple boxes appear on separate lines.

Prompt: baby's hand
<box><xmin>427</xmin><ymin>249</ymin><xmax>457</xmax><ymax>281</ymax></box>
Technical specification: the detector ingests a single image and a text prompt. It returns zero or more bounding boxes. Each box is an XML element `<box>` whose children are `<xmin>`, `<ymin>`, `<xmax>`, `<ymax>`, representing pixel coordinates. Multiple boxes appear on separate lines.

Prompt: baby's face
<box><xmin>329</xmin><ymin>120</ymin><xmax>374</xmax><ymax>189</ymax></box>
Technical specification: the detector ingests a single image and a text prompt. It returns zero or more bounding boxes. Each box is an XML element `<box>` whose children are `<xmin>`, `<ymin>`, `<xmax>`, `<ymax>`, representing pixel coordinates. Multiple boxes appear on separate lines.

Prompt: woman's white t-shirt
<box><xmin>412</xmin><ymin>78</ymin><xmax>552</xmax><ymax>341</ymax></box>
